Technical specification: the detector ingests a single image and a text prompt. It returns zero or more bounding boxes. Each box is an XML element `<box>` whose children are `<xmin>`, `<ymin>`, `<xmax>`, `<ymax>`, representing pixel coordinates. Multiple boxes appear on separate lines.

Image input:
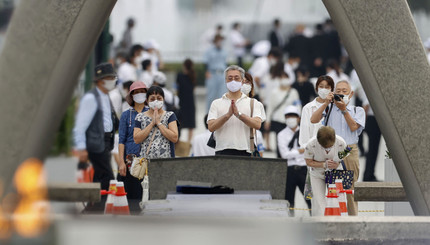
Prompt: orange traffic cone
<box><xmin>334</xmin><ymin>179</ymin><xmax>348</xmax><ymax>216</ymax></box>
<box><xmin>112</xmin><ymin>181</ymin><xmax>130</xmax><ymax>215</ymax></box>
<box><xmin>104</xmin><ymin>180</ymin><xmax>117</xmax><ymax>214</ymax></box>
<box><xmin>324</xmin><ymin>184</ymin><xmax>341</xmax><ymax>216</ymax></box>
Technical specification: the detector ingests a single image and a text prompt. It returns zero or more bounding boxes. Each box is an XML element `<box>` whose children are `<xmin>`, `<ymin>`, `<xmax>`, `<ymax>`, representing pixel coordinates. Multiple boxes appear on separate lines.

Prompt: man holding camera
<box><xmin>310</xmin><ymin>80</ymin><xmax>365</xmax><ymax>216</ymax></box>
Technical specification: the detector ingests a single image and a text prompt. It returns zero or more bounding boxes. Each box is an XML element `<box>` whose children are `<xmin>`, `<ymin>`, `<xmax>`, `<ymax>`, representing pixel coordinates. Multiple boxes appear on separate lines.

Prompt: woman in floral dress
<box><xmin>133</xmin><ymin>86</ymin><xmax>179</xmax><ymax>158</ymax></box>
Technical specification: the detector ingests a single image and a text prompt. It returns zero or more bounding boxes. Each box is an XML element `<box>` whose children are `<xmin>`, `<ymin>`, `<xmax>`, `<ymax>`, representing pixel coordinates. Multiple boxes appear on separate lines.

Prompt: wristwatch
<box><xmin>236</xmin><ymin>112</ymin><xmax>242</xmax><ymax>118</ymax></box>
<box><xmin>341</xmin><ymin>110</ymin><xmax>347</xmax><ymax>115</ymax></box>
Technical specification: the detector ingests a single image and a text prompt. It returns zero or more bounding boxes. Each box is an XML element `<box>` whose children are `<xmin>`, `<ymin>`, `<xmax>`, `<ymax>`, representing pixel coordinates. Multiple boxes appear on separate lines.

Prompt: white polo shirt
<box><xmin>299</xmin><ymin>98</ymin><xmax>324</xmax><ymax>148</ymax></box>
<box><xmin>208</xmin><ymin>93</ymin><xmax>266</xmax><ymax>152</ymax></box>
<box><xmin>304</xmin><ymin>135</ymin><xmax>347</xmax><ymax>177</ymax></box>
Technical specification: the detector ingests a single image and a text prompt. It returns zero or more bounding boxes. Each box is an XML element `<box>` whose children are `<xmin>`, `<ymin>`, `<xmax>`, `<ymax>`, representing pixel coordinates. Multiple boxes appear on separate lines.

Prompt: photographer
<box><xmin>310</xmin><ymin>80</ymin><xmax>365</xmax><ymax>216</ymax></box>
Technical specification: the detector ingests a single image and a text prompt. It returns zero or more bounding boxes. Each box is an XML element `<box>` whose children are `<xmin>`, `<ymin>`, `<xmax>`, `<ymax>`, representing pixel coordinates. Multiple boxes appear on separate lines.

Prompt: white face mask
<box><xmin>291</xmin><ymin>61</ymin><xmax>299</xmax><ymax>70</ymax></box>
<box><xmin>103</xmin><ymin>79</ymin><xmax>117</xmax><ymax>91</ymax></box>
<box><xmin>226</xmin><ymin>80</ymin><xmax>242</xmax><ymax>92</ymax></box>
<box><xmin>269</xmin><ymin>58</ymin><xmax>277</xmax><ymax>66</ymax></box>
<box><xmin>133</xmin><ymin>93</ymin><xmax>146</xmax><ymax>104</ymax></box>
<box><xmin>318</xmin><ymin>88</ymin><xmax>330</xmax><ymax>99</ymax></box>
<box><xmin>286</xmin><ymin>118</ymin><xmax>298</xmax><ymax>129</ymax></box>
<box><xmin>342</xmin><ymin>93</ymin><xmax>351</xmax><ymax>105</ymax></box>
<box><xmin>280</xmin><ymin>78</ymin><xmax>292</xmax><ymax>87</ymax></box>
<box><xmin>241</xmin><ymin>83</ymin><xmax>252</xmax><ymax>95</ymax></box>
<box><xmin>324</xmin><ymin>146</ymin><xmax>333</xmax><ymax>152</ymax></box>
<box><xmin>148</xmin><ymin>100</ymin><xmax>164</xmax><ymax>110</ymax></box>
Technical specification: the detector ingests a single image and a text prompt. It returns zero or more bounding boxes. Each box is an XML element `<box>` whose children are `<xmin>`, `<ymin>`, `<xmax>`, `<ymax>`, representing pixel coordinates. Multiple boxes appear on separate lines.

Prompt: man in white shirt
<box><xmin>208</xmin><ymin>65</ymin><xmax>266</xmax><ymax>156</ymax></box>
<box><xmin>191</xmin><ymin>115</ymin><xmax>215</xmax><ymax>157</ymax></box>
<box><xmin>304</xmin><ymin>126</ymin><xmax>347</xmax><ymax>216</ymax></box>
<box><xmin>230</xmin><ymin>22</ymin><xmax>249</xmax><ymax>67</ymax></box>
<box><xmin>277</xmin><ymin>105</ymin><xmax>311</xmax><ymax>215</ymax></box>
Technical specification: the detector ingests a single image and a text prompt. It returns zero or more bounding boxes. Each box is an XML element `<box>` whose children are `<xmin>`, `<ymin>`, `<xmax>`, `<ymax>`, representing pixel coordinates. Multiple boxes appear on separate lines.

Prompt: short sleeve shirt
<box><xmin>304</xmin><ymin>135</ymin><xmax>347</xmax><ymax>163</ymax></box>
<box><xmin>135</xmin><ymin>111</ymin><xmax>177</xmax><ymax>158</ymax></box>
<box><xmin>207</xmin><ymin>93</ymin><xmax>266</xmax><ymax>152</ymax></box>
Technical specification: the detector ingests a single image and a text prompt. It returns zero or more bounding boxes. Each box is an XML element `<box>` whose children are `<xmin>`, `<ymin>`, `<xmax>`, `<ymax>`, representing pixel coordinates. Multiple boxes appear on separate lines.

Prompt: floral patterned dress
<box><xmin>135</xmin><ymin>111</ymin><xmax>176</xmax><ymax>159</ymax></box>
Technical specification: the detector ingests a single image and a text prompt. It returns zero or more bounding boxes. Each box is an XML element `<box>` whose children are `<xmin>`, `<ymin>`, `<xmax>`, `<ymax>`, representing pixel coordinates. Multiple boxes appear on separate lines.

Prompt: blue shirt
<box><xmin>118</xmin><ymin>107</ymin><xmax>149</xmax><ymax>158</ymax></box>
<box><xmin>73</xmin><ymin>87</ymin><xmax>113</xmax><ymax>150</ymax></box>
<box><xmin>323</xmin><ymin>104</ymin><xmax>366</xmax><ymax>145</ymax></box>
<box><xmin>204</xmin><ymin>45</ymin><xmax>227</xmax><ymax>72</ymax></box>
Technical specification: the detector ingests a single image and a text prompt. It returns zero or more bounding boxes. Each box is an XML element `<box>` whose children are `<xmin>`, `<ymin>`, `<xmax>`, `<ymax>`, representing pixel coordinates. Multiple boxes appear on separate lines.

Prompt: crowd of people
<box><xmin>73</xmin><ymin>17</ymin><xmax>381</xmax><ymax>216</ymax></box>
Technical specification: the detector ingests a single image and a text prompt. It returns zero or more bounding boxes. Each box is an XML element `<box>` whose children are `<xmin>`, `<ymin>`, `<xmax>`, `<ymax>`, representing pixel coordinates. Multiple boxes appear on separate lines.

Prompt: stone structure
<box><xmin>0</xmin><ymin>0</ymin><xmax>117</xmax><ymax>194</ymax></box>
<box><xmin>323</xmin><ymin>0</ymin><xmax>430</xmax><ymax>215</ymax></box>
<box><xmin>148</xmin><ymin>156</ymin><xmax>287</xmax><ymax>200</ymax></box>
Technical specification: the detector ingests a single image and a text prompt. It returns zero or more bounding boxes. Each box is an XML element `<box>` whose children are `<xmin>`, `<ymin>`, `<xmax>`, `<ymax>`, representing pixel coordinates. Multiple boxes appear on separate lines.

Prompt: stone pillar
<box><xmin>0</xmin><ymin>0</ymin><xmax>116</xmax><ymax>193</ymax></box>
<box><xmin>323</xmin><ymin>0</ymin><xmax>430</xmax><ymax>215</ymax></box>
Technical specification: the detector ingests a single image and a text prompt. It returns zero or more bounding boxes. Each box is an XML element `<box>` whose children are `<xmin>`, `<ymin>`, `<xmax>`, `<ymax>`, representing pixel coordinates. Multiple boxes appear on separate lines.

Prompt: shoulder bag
<box><xmin>324</xmin><ymin>160</ymin><xmax>354</xmax><ymax>190</ymax></box>
<box><xmin>130</xmin><ymin>125</ymin><xmax>157</xmax><ymax>180</ymax></box>
<box><xmin>250</xmin><ymin>99</ymin><xmax>261</xmax><ymax>157</ymax></box>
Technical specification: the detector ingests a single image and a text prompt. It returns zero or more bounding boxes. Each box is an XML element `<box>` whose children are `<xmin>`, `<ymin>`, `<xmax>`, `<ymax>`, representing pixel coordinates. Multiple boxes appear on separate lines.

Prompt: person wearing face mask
<box><xmin>73</xmin><ymin>63</ymin><xmax>119</xmax><ymax>213</ymax></box>
<box><xmin>207</xmin><ymin>65</ymin><xmax>266</xmax><ymax>156</ymax></box>
<box><xmin>304</xmin><ymin>126</ymin><xmax>347</xmax><ymax>216</ymax></box>
<box><xmin>299</xmin><ymin>75</ymin><xmax>335</xmax><ymax>148</ymax></box>
<box><xmin>310</xmin><ymin>80</ymin><xmax>366</xmax><ymax>216</ymax></box>
<box><xmin>204</xmin><ymin>34</ymin><xmax>228</xmax><ymax>113</ymax></box>
<box><xmin>116</xmin><ymin>82</ymin><xmax>148</xmax><ymax>213</ymax></box>
<box><xmin>277</xmin><ymin>105</ymin><xmax>311</xmax><ymax>216</ymax></box>
<box><xmin>134</xmin><ymin>86</ymin><xmax>179</xmax><ymax>159</ymax></box>
<box><xmin>264</xmin><ymin>61</ymin><xmax>301</xmax><ymax>157</ymax></box>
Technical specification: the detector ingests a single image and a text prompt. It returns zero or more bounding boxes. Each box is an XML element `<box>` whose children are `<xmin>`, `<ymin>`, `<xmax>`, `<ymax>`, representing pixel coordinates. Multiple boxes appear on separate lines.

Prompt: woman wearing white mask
<box><xmin>117</xmin><ymin>81</ymin><xmax>148</xmax><ymax>213</ymax></box>
<box><xmin>264</xmin><ymin>61</ymin><xmax>301</xmax><ymax>157</ymax></box>
<box><xmin>299</xmin><ymin>75</ymin><xmax>335</xmax><ymax>148</ymax></box>
<box><xmin>134</xmin><ymin>86</ymin><xmax>179</xmax><ymax>159</ymax></box>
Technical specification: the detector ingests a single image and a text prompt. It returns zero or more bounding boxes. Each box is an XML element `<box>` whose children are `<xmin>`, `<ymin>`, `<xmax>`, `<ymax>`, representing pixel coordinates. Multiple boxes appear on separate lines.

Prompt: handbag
<box><xmin>207</xmin><ymin>132</ymin><xmax>216</xmax><ymax>149</ymax></box>
<box><xmin>130</xmin><ymin>129</ymin><xmax>157</xmax><ymax>180</ymax></box>
<box><xmin>324</xmin><ymin>160</ymin><xmax>354</xmax><ymax>190</ymax></box>
<box><xmin>249</xmin><ymin>99</ymin><xmax>261</xmax><ymax>157</ymax></box>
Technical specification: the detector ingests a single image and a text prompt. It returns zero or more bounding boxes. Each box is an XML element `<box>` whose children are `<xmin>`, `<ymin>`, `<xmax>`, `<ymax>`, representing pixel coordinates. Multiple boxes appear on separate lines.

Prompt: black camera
<box><xmin>333</xmin><ymin>94</ymin><xmax>344</xmax><ymax>101</ymax></box>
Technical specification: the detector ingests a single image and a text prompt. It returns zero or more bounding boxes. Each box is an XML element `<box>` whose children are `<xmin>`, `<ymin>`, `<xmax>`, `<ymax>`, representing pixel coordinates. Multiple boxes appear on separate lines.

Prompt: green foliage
<box><xmin>50</xmin><ymin>97</ymin><xmax>76</xmax><ymax>156</ymax></box>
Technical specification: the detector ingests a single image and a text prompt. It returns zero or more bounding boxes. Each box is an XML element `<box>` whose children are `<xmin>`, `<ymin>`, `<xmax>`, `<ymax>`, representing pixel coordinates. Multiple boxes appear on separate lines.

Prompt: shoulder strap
<box><xmin>250</xmin><ymin>99</ymin><xmax>255</xmax><ymax>152</ymax></box>
<box><xmin>271</xmin><ymin>89</ymin><xmax>291</xmax><ymax>120</ymax></box>
<box><xmin>145</xmin><ymin>129</ymin><xmax>157</xmax><ymax>155</ymax></box>
<box><xmin>340</xmin><ymin>160</ymin><xmax>347</xmax><ymax>170</ymax></box>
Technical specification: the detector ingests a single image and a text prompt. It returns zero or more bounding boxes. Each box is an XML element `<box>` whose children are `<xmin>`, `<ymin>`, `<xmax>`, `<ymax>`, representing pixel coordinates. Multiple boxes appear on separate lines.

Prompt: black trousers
<box><xmin>285</xmin><ymin>165</ymin><xmax>311</xmax><ymax>210</ymax></box>
<box><xmin>117</xmin><ymin>168</ymin><xmax>143</xmax><ymax>215</ymax></box>
<box><xmin>363</xmin><ymin>116</ymin><xmax>381</xmax><ymax>181</ymax></box>
<box><xmin>85</xmin><ymin>142</ymin><xmax>114</xmax><ymax>213</ymax></box>
<box><xmin>215</xmin><ymin>149</ymin><xmax>251</xmax><ymax>156</ymax></box>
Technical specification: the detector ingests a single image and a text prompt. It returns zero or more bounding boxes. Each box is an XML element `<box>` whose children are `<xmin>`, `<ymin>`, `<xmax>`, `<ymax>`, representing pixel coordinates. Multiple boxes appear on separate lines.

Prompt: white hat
<box><xmin>144</xmin><ymin>39</ymin><xmax>160</xmax><ymax>50</ymax></box>
<box><xmin>153</xmin><ymin>71</ymin><xmax>166</xmax><ymax>85</ymax></box>
<box><xmin>284</xmin><ymin>105</ymin><xmax>300</xmax><ymax>117</ymax></box>
<box><xmin>251</xmin><ymin>40</ymin><xmax>271</xmax><ymax>57</ymax></box>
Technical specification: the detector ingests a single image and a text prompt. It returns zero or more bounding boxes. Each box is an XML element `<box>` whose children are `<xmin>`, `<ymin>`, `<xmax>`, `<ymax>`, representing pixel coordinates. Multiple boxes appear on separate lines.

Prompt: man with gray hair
<box><xmin>207</xmin><ymin>65</ymin><xmax>266</xmax><ymax>156</ymax></box>
<box><xmin>310</xmin><ymin>79</ymin><xmax>365</xmax><ymax>216</ymax></box>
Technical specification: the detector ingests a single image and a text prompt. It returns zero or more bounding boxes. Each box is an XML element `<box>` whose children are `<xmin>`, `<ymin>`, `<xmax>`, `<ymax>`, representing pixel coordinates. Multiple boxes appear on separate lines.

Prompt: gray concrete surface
<box><xmin>48</xmin><ymin>183</ymin><xmax>100</xmax><ymax>202</ymax></box>
<box><xmin>0</xmin><ymin>0</ymin><xmax>116</xmax><ymax>195</ymax></box>
<box><xmin>354</xmin><ymin>182</ymin><xmax>407</xmax><ymax>202</ymax></box>
<box><xmin>148</xmin><ymin>156</ymin><xmax>287</xmax><ymax>200</ymax></box>
<box><xmin>323</xmin><ymin>0</ymin><xmax>430</xmax><ymax>215</ymax></box>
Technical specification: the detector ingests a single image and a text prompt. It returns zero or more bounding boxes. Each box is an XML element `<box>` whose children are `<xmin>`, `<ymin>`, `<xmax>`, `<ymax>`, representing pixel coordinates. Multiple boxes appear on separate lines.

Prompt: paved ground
<box><xmin>43</xmin><ymin>86</ymin><xmax>389</xmax><ymax>216</ymax></box>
